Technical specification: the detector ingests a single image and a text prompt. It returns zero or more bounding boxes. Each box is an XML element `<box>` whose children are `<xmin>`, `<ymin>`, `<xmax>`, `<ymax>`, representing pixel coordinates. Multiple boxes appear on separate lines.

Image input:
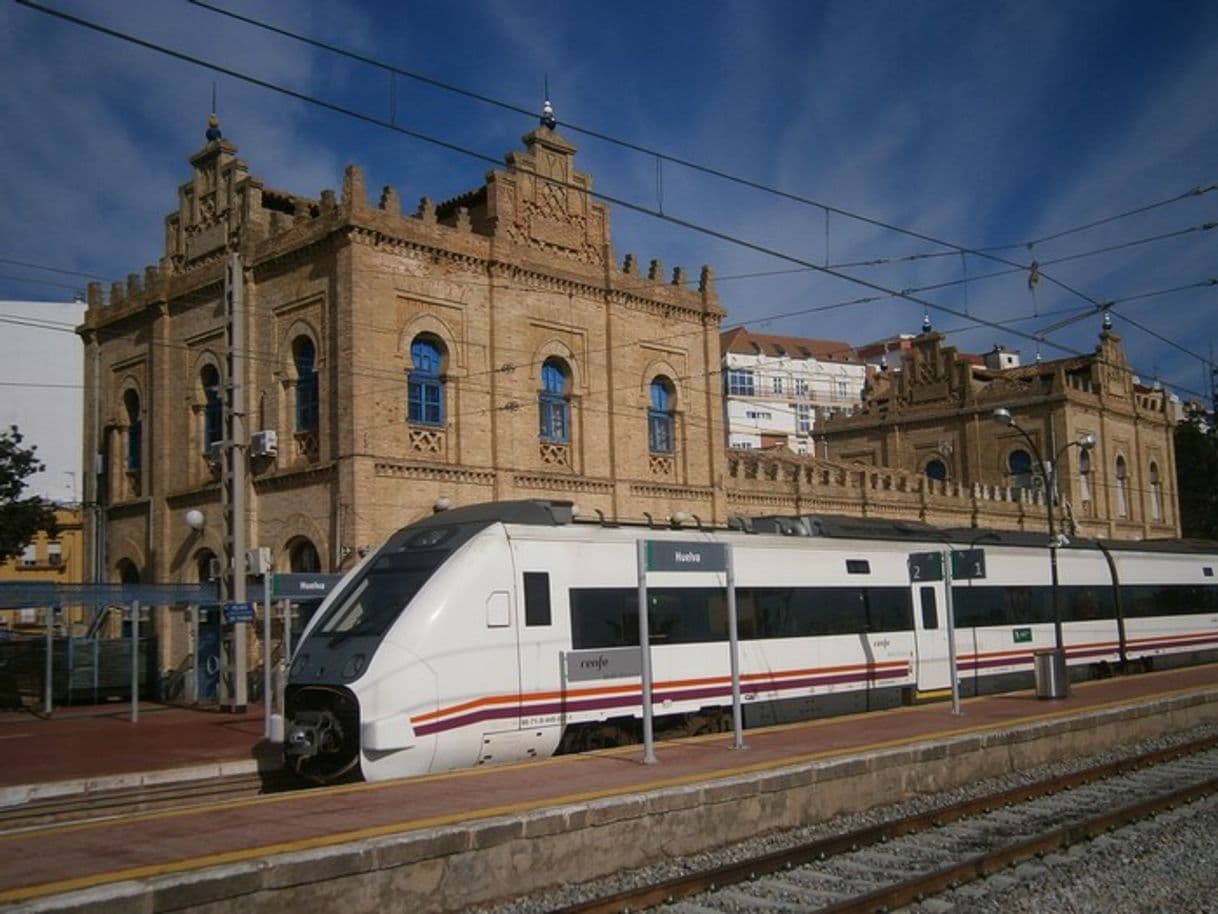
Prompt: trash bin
<box><xmin>1033</xmin><ymin>649</ymin><xmax>1069</xmax><ymax>699</ymax></box>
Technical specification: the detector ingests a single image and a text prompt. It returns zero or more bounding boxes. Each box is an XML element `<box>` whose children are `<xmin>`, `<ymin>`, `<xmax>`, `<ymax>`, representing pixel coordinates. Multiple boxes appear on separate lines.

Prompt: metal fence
<box><xmin>0</xmin><ymin>636</ymin><xmax>159</xmax><ymax>709</ymax></box>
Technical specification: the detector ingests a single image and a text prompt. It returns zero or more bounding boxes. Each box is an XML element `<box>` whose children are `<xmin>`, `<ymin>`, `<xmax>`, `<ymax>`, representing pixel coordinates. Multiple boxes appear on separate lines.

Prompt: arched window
<box><xmin>293</xmin><ymin>336</ymin><xmax>318</xmax><ymax>433</ymax></box>
<box><xmin>195</xmin><ymin>549</ymin><xmax>219</xmax><ymax>583</ymax></box>
<box><xmin>648</xmin><ymin>377</ymin><xmax>675</xmax><ymax>454</ymax></box>
<box><xmin>124</xmin><ymin>389</ymin><xmax>141</xmax><ymax>471</ymax></box>
<box><xmin>925</xmin><ymin>458</ymin><xmax>948</xmax><ymax>481</ymax></box>
<box><xmin>116</xmin><ymin>558</ymin><xmax>142</xmax><ymax>638</ymax></box>
<box><xmin>289</xmin><ymin>538</ymin><xmax>322</xmax><ymax>573</ymax></box>
<box><xmin>1115</xmin><ymin>455</ymin><xmax>1129</xmax><ymax>518</ymax></box>
<box><xmin>201</xmin><ymin>365</ymin><xmax>223</xmax><ymax>450</ymax></box>
<box><xmin>408</xmin><ymin>336</ymin><xmax>444</xmax><ymax>425</ymax></box>
<box><xmin>1008</xmin><ymin>449</ymin><xmax>1033</xmax><ymax>476</ymax></box>
<box><xmin>116</xmin><ymin>558</ymin><xmax>140</xmax><ymax>584</ymax></box>
<box><xmin>539</xmin><ymin>357</ymin><xmax>571</xmax><ymax>443</ymax></box>
<box><xmin>1149</xmin><ymin>461</ymin><xmax>1162</xmax><ymax>522</ymax></box>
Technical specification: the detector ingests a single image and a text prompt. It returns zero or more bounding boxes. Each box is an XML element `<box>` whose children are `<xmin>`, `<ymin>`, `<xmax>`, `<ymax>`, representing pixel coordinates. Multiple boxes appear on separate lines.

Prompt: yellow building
<box><xmin>79</xmin><ymin>113</ymin><xmax>726</xmax><ymax>671</ymax></box>
<box><xmin>0</xmin><ymin>506</ymin><xmax>87</xmax><ymax>635</ymax></box>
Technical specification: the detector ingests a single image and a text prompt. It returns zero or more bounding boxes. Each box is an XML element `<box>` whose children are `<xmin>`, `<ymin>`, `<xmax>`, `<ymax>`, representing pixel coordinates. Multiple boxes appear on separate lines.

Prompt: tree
<box><xmin>0</xmin><ymin>425</ymin><xmax>58</xmax><ymax>563</ymax></box>
<box><xmin>1174</xmin><ymin>412</ymin><xmax>1218</xmax><ymax>540</ymax></box>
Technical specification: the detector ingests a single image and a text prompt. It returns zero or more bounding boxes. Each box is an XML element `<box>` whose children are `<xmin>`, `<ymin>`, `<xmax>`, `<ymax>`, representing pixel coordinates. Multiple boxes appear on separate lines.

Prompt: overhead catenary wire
<box><xmin>183</xmin><ymin>0</ymin><xmax>1215</xmax><ymax>309</ymax></box>
<box><xmin>10</xmin><ymin>1</ymin><xmax>1216</xmax><ymax>409</ymax></box>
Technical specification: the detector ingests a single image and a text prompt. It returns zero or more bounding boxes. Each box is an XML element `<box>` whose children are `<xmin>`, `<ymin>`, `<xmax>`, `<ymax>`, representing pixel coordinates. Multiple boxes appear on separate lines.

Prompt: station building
<box><xmin>77</xmin><ymin>111</ymin><xmax>1181</xmax><ymax>677</ymax></box>
<box><xmin>813</xmin><ymin>324</ymin><xmax>1180</xmax><ymax>540</ymax></box>
<box><xmin>78</xmin><ymin>111</ymin><xmax>727</xmax><ymax>660</ymax></box>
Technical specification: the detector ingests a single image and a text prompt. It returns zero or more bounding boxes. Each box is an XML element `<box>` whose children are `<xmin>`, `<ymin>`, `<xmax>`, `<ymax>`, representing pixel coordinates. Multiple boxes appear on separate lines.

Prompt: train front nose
<box><xmin>284</xmin><ymin>685</ymin><xmax>362</xmax><ymax>782</ymax></box>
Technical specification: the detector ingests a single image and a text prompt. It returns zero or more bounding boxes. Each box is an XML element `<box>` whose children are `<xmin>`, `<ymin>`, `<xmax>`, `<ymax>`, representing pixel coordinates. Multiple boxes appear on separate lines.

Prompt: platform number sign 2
<box><xmin>908</xmin><ymin>551</ymin><xmax>944</xmax><ymax>582</ymax></box>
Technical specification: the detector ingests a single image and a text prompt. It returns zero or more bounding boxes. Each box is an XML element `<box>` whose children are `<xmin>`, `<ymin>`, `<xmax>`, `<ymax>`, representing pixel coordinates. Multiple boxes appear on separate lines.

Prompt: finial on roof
<box><xmin>206</xmin><ymin>81</ymin><xmax>222</xmax><ymax>142</ymax></box>
<box><xmin>1102</xmin><ymin>310</ymin><xmax>1113</xmax><ymax>331</ymax></box>
<box><xmin>880</xmin><ymin>355</ymin><xmax>888</xmax><ymax>372</ymax></box>
<box><xmin>921</xmin><ymin>311</ymin><xmax>932</xmax><ymax>333</ymax></box>
<box><xmin>541</xmin><ymin>74</ymin><xmax>557</xmax><ymax>129</ymax></box>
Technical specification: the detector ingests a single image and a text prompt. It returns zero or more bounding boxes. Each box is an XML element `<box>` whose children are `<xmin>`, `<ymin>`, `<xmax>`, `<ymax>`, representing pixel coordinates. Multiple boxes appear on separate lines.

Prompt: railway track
<box><xmin>554</xmin><ymin>734</ymin><xmax>1218</xmax><ymax>914</ymax></box>
<box><xmin>0</xmin><ymin>769</ymin><xmax>302</xmax><ymax>831</ymax></box>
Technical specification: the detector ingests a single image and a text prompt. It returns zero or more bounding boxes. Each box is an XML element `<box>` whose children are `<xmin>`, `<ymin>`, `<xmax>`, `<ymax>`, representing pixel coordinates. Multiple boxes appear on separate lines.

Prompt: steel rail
<box><xmin>552</xmin><ymin>733</ymin><xmax>1218</xmax><ymax>914</ymax></box>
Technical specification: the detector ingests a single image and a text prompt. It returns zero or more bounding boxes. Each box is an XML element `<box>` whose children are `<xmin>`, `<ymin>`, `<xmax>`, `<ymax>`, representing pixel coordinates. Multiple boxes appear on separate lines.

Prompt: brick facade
<box><xmin>80</xmin><ymin>121</ymin><xmax>726</xmax><ymax>613</ymax></box>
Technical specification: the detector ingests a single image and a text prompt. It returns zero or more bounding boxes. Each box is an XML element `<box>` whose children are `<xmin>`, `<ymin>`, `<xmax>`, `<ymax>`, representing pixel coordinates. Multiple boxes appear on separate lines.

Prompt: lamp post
<box><xmin>992</xmin><ymin>408</ymin><xmax>1097</xmax><ymax>664</ymax></box>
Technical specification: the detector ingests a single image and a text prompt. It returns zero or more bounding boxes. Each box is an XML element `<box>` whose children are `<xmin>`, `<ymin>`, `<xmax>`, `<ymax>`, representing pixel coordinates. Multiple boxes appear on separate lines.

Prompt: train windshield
<box><xmin>316</xmin><ymin>549</ymin><xmax>451</xmax><ymax>638</ymax></box>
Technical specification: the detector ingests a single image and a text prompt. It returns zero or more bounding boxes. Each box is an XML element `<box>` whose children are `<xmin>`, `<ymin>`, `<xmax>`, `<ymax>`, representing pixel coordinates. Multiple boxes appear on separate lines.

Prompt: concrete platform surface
<box><xmin>1</xmin><ymin>664</ymin><xmax>1217</xmax><ymax>914</ymax></box>
<box><xmin>0</xmin><ymin>703</ymin><xmax>275</xmax><ymax>804</ymax></box>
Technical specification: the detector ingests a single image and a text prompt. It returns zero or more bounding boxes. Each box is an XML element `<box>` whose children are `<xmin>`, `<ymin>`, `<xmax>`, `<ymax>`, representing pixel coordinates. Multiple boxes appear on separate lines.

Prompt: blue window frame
<box><xmin>408</xmin><ymin>338</ymin><xmax>444</xmax><ymax>425</ymax></box>
<box><xmin>648</xmin><ymin>377</ymin><xmax>674</xmax><ymax>453</ymax></box>
<box><xmin>124</xmin><ymin>390</ymin><xmax>141</xmax><ymax>470</ymax></box>
<box><xmin>293</xmin><ymin>337</ymin><xmax>319</xmax><ymax>433</ymax></box>
<box><xmin>202</xmin><ymin>365</ymin><xmax>223</xmax><ymax>449</ymax></box>
<box><xmin>539</xmin><ymin>358</ymin><xmax>570</xmax><ymax>442</ymax></box>
<box><xmin>726</xmin><ymin>369</ymin><xmax>755</xmax><ymax>397</ymax></box>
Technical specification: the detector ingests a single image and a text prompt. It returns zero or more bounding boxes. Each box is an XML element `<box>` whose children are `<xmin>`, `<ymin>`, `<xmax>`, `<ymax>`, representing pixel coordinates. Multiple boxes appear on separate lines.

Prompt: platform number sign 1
<box><xmin>951</xmin><ymin>549</ymin><xmax>987</xmax><ymax>580</ymax></box>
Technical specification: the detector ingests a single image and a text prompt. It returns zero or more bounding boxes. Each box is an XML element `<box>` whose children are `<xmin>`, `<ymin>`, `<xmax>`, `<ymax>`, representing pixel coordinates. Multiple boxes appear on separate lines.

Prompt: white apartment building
<box><xmin>721</xmin><ymin>327</ymin><xmax>866</xmax><ymax>454</ymax></box>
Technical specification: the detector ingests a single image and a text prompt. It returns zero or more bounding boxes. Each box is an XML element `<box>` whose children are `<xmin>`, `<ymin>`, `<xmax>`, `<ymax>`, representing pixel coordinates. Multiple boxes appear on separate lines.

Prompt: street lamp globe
<box><xmin>992</xmin><ymin>407</ymin><xmax>1013</xmax><ymax>426</ymax></box>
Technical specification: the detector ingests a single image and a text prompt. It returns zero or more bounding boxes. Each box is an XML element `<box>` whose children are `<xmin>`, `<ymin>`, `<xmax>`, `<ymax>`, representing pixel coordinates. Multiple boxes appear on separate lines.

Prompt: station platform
<box><xmin>0</xmin><ymin>703</ymin><xmax>276</xmax><ymax>804</ymax></box>
<box><xmin>2</xmin><ymin>663</ymin><xmax>1218</xmax><ymax>914</ymax></box>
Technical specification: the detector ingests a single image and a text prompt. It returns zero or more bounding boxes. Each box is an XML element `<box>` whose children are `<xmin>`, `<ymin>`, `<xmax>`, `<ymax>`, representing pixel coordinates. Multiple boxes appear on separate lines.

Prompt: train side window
<box><xmin>524</xmin><ymin>572</ymin><xmax>551</xmax><ymax>626</ymax></box>
<box><xmin>920</xmin><ymin>586</ymin><xmax>938</xmax><ymax>630</ymax></box>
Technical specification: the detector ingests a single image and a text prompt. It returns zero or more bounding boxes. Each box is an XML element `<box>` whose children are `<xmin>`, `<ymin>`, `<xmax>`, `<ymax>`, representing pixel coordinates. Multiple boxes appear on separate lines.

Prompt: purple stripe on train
<box><xmin>414</xmin><ymin>665</ymin><xmax>909</xmax><ymax>737</ymax></box>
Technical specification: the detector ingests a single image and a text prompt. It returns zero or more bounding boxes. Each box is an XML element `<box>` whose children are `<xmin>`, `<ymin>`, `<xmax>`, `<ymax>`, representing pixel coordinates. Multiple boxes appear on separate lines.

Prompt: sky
<box><xmin>2</xmin><ymin>0</ymin><xmax>1216</xmax><ymax>490</ymax></box>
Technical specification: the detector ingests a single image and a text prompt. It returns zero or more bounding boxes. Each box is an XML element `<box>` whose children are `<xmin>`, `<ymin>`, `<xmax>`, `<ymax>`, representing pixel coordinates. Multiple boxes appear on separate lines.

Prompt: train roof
<box><xmin>399</xmin><ymin>500</ymin><xmax>1218</xmax><ymax>557</ymax></box>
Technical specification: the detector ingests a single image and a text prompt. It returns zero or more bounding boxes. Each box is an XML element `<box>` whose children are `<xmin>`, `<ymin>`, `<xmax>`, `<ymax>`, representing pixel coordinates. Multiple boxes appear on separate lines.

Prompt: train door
<box><xmin>912</xmin><ymin>581</ymin><xmax>951</xmax><ymax>695</ymax></box>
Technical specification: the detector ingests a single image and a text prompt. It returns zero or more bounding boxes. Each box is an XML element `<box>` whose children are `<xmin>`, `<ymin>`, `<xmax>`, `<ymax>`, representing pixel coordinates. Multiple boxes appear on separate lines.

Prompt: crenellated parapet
<box><xmin>723</xmin><ymin>450</ymin><xmax>1072</xmax><ymax>535</ymax></box>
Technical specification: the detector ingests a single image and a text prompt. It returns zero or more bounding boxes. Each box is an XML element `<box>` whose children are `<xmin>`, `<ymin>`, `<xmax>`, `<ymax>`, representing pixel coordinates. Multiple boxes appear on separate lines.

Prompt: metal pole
<box><xmin>941</xmin><ymin>550</ymin><xmax>961</xmax><ymax>715</ymax></box>
<box><xmin>636</xmin><ymin>539</ymin><xmax>657</xmax><ymax>764</ymax></box>
<box><xmin>189</xmin><ymin>605</ymin><xmax>199</xmax><ymax>704</ymax></box>
<box><xmin>43</xmin><ymin>607</ymin><xmax>53</xmax><ymax>716</ymax></box>
<box><xmin>263</xmin><ymin>572</ymin><xmax>272</xmax><ymax>739</ymax></box>
<box><xmin>1045</xmin><ymin>458</ymin><xmax>1064</xmax><ymax>655</ymax></box>
<box><xmin>222</xmin><ymin>251</ymin><xmax>248</xmax><ymax>712</ymax></box>
<box><xmin>130</xmin><ymin>599</ymin><xmax>140</xmax><ymax>723</ymax></box>
<box><xmin>282</xmin><ymin>598</ymin><xmax>292</xmax><ymax>664</ymax></box>
<box><xmin>725</xmin><ymin>546</ymin><xmax>745</xmax><ymax>749</ymax></box>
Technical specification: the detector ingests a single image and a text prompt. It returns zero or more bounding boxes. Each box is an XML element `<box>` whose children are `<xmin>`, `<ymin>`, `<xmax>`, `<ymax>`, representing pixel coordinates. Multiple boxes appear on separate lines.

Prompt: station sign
<box><xmin>271</xmin><ymin>573</ymin><xmax>344</xmax><ymax>601</ymax></box>
<box><xmin>908</xmin><ymin>549</ymin><xmax>987</xmax><ymax>582</ymax></box>
<box><xmin>644</xmin><ymin>540</ymin><xmax>728</xmax><ymax>573</ymax></box>
<box><xmin>952</xmin><ymin>549</ymin><xmax>987</xmax><ymax>580</ymax></box>
<box><xmin>908</xmin><ymin>551</ymin><xmax>944</xmax><ymax>582</ymax></box>
<box><xmin>222</xmin><ymin>601</ymin><xmax>256</xmax><ymax>624</ymax></box>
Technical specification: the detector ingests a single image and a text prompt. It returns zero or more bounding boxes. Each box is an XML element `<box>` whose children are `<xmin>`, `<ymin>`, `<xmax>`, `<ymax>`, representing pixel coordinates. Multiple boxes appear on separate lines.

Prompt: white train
<box><xmin>284</xmin><ymin>500</ymin><xmax>1218</xmax><ymax>782</ymax></box>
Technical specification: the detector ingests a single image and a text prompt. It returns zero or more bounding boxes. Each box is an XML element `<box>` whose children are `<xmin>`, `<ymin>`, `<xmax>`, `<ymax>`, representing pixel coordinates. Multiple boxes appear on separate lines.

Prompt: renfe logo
<box><xmin>674</xmin><ymin>551</ymin><xmax>701</xmax><ymax>563</ymax></box>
